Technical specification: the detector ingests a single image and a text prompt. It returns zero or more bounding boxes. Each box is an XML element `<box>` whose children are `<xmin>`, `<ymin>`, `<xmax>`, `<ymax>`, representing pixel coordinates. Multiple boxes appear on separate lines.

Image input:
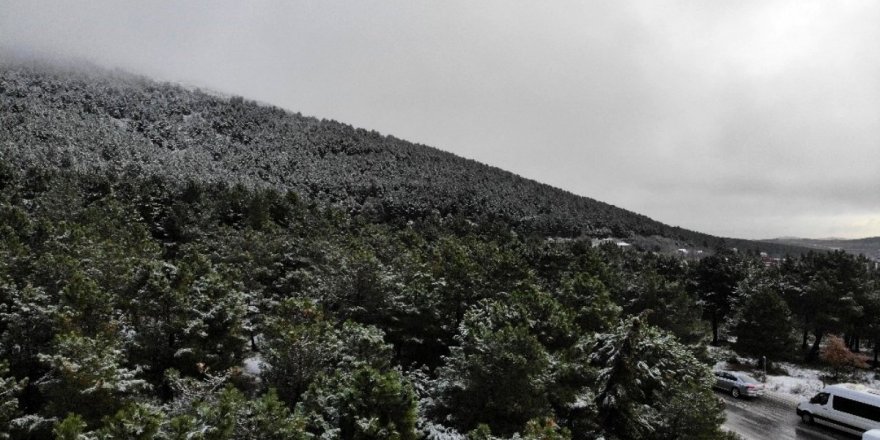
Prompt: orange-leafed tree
<box><xmin>821</xmin><ymin>335</ymin><xmax>867</xmax><ymax>381</ymax></box>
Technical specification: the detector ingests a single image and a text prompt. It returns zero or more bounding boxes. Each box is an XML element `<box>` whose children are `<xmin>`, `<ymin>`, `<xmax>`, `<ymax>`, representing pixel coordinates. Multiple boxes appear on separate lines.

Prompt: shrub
<box><xmin>821</xmin><ymin>335</ymin><xmax>867</xmax><ymax>381</ymax></box>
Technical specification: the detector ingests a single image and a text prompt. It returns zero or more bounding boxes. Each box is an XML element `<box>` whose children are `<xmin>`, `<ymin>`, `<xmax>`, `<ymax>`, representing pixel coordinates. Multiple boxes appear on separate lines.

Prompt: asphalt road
<box><xmin>719</xmin><ymin>391</ymin><xmax>859</xmax><ymax>440</ymax></box>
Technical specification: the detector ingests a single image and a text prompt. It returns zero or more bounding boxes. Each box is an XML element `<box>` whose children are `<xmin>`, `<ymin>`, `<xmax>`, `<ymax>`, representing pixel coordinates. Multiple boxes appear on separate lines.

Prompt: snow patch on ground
<box><xmin>243</xmin><ymin>355</ymin><xmax>265</xmax><ymax>376</ymax></box>
<box><xmin>765</xmin><ymin>362</ymin><xmax>880</xmax><ymax>400</ymax></box>
<box><xmin>763</xmin><ymin>364</ymin><xmax>824</xmax><ymax>398</ymax></box>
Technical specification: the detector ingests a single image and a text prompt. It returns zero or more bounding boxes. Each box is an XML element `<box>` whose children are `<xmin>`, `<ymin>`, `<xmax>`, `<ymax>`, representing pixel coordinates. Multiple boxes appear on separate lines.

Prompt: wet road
<box><xmin>719</xmin><ymin>391</ymin><xmax>858</xmax><ymax>440</ymax></box>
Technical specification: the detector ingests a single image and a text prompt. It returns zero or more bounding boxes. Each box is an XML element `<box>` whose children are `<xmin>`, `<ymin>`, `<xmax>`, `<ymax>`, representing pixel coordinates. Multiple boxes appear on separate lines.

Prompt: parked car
<box><xmin>713</xmin><ymin>370</ymin><xmax>765</xmax><ymax>398</ymax></box>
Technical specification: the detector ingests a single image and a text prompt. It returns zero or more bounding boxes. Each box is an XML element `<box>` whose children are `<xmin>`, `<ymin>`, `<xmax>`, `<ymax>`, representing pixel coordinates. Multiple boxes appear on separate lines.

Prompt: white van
<box><xmin>797</xmin><ymin>384</ymin><xmax>880</xmax><ymax>436</ymax></box>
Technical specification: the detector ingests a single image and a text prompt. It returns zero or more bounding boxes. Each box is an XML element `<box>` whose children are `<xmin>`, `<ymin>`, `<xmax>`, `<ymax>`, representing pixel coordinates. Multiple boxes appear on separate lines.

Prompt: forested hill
<box><xmin>0</xmin><ymin>60</ymin><xmax>799</xmax><ymax>254</ymax></box>
<box><xmin>765</xmin><ymin>237</ymin><xmax>880</xmax><ymax>261</ymax></box>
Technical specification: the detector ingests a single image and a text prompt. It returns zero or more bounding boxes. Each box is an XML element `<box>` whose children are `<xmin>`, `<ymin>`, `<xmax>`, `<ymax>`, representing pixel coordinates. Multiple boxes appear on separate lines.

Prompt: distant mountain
<box><xmin>764</xmin><ymin>237</ymin><xmax>880</xmax><ymax>261</ymax></box>
<box><xmin>0</xmin><ymin>59</ymin><xmax>807</xmax><ymax>256</ymax></box>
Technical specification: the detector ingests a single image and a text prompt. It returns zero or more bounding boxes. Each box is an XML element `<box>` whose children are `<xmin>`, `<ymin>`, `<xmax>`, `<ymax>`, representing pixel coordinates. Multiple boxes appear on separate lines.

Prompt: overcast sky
<box><xmin>2</xmin><ymin>0</ymin><xmax>878</xmax><ymax>239</ymax></box>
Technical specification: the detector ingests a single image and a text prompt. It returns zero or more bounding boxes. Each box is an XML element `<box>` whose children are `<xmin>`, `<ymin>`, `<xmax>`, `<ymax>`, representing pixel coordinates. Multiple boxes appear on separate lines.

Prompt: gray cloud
<box><xmin>1</xmin><ymin>0</ymin><xmax>878</xmax><ymax>239</ymax></box>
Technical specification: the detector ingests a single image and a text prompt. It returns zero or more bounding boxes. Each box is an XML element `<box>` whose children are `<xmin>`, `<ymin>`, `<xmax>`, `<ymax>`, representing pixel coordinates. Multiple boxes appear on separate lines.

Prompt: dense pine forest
<box><xmin>1</xmin><ymin>60</ymin><xmax>879</xmax><ymax>439</ymax></box>
<box><xmin>0</xmin><ymin>60</ymin><xmax>804</xmax><ymax>255</ymax></box>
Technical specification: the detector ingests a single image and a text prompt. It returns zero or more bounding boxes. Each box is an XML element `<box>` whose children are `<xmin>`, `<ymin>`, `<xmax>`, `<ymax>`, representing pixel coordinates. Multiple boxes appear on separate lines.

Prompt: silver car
<box><xmin>713</xmin><ymin>370</ymin><xmax>765</xmax><ymax>398</ymax></box>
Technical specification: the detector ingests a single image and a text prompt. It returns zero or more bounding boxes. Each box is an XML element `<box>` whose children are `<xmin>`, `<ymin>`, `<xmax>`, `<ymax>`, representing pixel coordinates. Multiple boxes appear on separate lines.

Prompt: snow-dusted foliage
<box><xmin>589</xmin><ymin>316</ymin><xmax>727</xmax><ymax>440</ymax></box>
<box><xmin>433</xmin><ymin>295</ymin><xmax>555</xmax><ymax>436</ymax></box>
<box><xmin>260</xmin><ymin>298</ymin><xmax>394</xmax><ymax>406</ymax></box>
<box><xmin>36</xmin><ymin>333</ymin><xmax>149</xmax><ymax>424</ymax></box>
<box><xmin>160</xmin><ymin>371</ymin><xmax>307</xmax><ymax>440</ymax></box>
<box><xmin>0</xmin><ymin>363</ymin><xmax>26</xmax><ymax>439</ymax></box>
<box><xmin>296</xmin><ymin>366</ymin><xmax>418</xmax><ymax>440</ymax></box>
<box><xmin>0</xmin><ymin>284</ymin><xmax>59</xmax><ymax>378</ymax></box>
<box><xmin>730</xmin><ymin>270</ymin><xmax>795</xmax><ymax>361</ymax></box>
<box><xmin>0</xmin><ymin>64</ymin><xmax>874</xmax><ymax>438</ymax></box>
<box><xmin>0</xmin><ymin>59</ymin><xmax>807</xmax><ymax>253</ymax></box>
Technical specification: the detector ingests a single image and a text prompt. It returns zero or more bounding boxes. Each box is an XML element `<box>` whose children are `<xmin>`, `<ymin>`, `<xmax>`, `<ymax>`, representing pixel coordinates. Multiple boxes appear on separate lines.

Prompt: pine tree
<box><xmin>434</xmin><ymin>320</ymin><xmax>552</xmax><ymax>435</ymax></box>
<box><xmin>732</xmin><ymin>276</ymin><xmax>795</xmax><ymax>362</ymax></box>
<box><xmin>37</xmin><ymin>333</ymin><xmax>149</xmax><ymax>425</ymax></box>
<box><xmin>558</xmin><ymin>272</ymin><xmax>620</xmax><ymax>333</ymax></box>
<box><xmin>97</xmin><ymin>402</ymin><xmax>164</xmax><ymax>440</ymax></box>
<box><xmin>0</xmin><ymin>284</ymin><xmax>58</xmax><ymax>378</ymax></box>
<box><xmin>692</xmin><ymin>251</ymin><xmax>747</xmax><ymax>345</ymax></box>
<box><xmin>297</xmin><ymin>366</ymin><xmax>418</xmax><ymax>440</ymax></box>
<box><xmin>590</xmin><ymin>316</ymin><xmax>727</xmax><ymax>440</ymax></box>
<box><xmin>0</xmin><ymin>363</ymin><xmax>26</xmax><ymax>440</ymax></box>
<box><xmin>261</xmin><ymin>300</ymin><xmax>393</xmax><ymax>406</ymax></box>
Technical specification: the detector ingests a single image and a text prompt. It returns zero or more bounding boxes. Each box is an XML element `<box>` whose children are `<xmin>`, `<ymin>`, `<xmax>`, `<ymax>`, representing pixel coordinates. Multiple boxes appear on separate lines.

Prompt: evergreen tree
<box><xmin>53</xmin><ymin>414</ymin><xmax>88</xmax><ymax>440</ymax></box>
<box><xmin>797</xmin><ymin>251</ymin><xmax>865</xmax><ymax>361</ymax></box>
<box><xmin>236</xmin><ymin>389</ymin><xmax>308</xmax><ymax>440</ymax></box>
<box><xmin>692</xmin><ymin>251</ymin><xmax>747</xmax><ymax>345</ymax></box>
<box><xmin>0</xmin><ymin>284</ymin><xmax>58</xmax><ymax>379</ymax></box>
<box><xmin>162</xmin><ymin>373</ymin><xmax>307</xmax><ymax>439</ymax></box>
<box><xmin>557</xmin><ymin>273</ymin><xmax>620</xmax><ymax>333</ymax></box>
<box><xmin>623</xmin><ymin>271</ymin><xmax>705</xmax><ymax>345</ymax></box>
<box><xmin>96</xmin><ymin>402</ymin><xmax>164</xmax><ymax>440</ymax></box>
<box><xmin>261</xmin><ymin>299</ymin><xmax>393</xmax><ymax>406</ymax></box>
<box><xmin>0</xmin><ymin>363</ymin><xmax>26</xmax><ymax>440</ymax></box>
<box><xmin>37</xmin><ymin>333</ymin><xmax>149</xmax><ymax>426</ymax></box>
<box><xmin>732</xmin><ymin>276</ymin><xmax>795</xmax><ymax>362</ymax></box>
<box><xmin>297</xmin><ymin>366</ymin><xmax>418</xmax><ymax>440</ymax></box>
<box><xmin>590</xmin><ymin>316</ymin><xmax>727</xmax><ymax>440</ymax></box>
<box><xmin>434</xmin><ymin>316</ymin><xmax>552</xmax><ymax>435</ymax></box>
